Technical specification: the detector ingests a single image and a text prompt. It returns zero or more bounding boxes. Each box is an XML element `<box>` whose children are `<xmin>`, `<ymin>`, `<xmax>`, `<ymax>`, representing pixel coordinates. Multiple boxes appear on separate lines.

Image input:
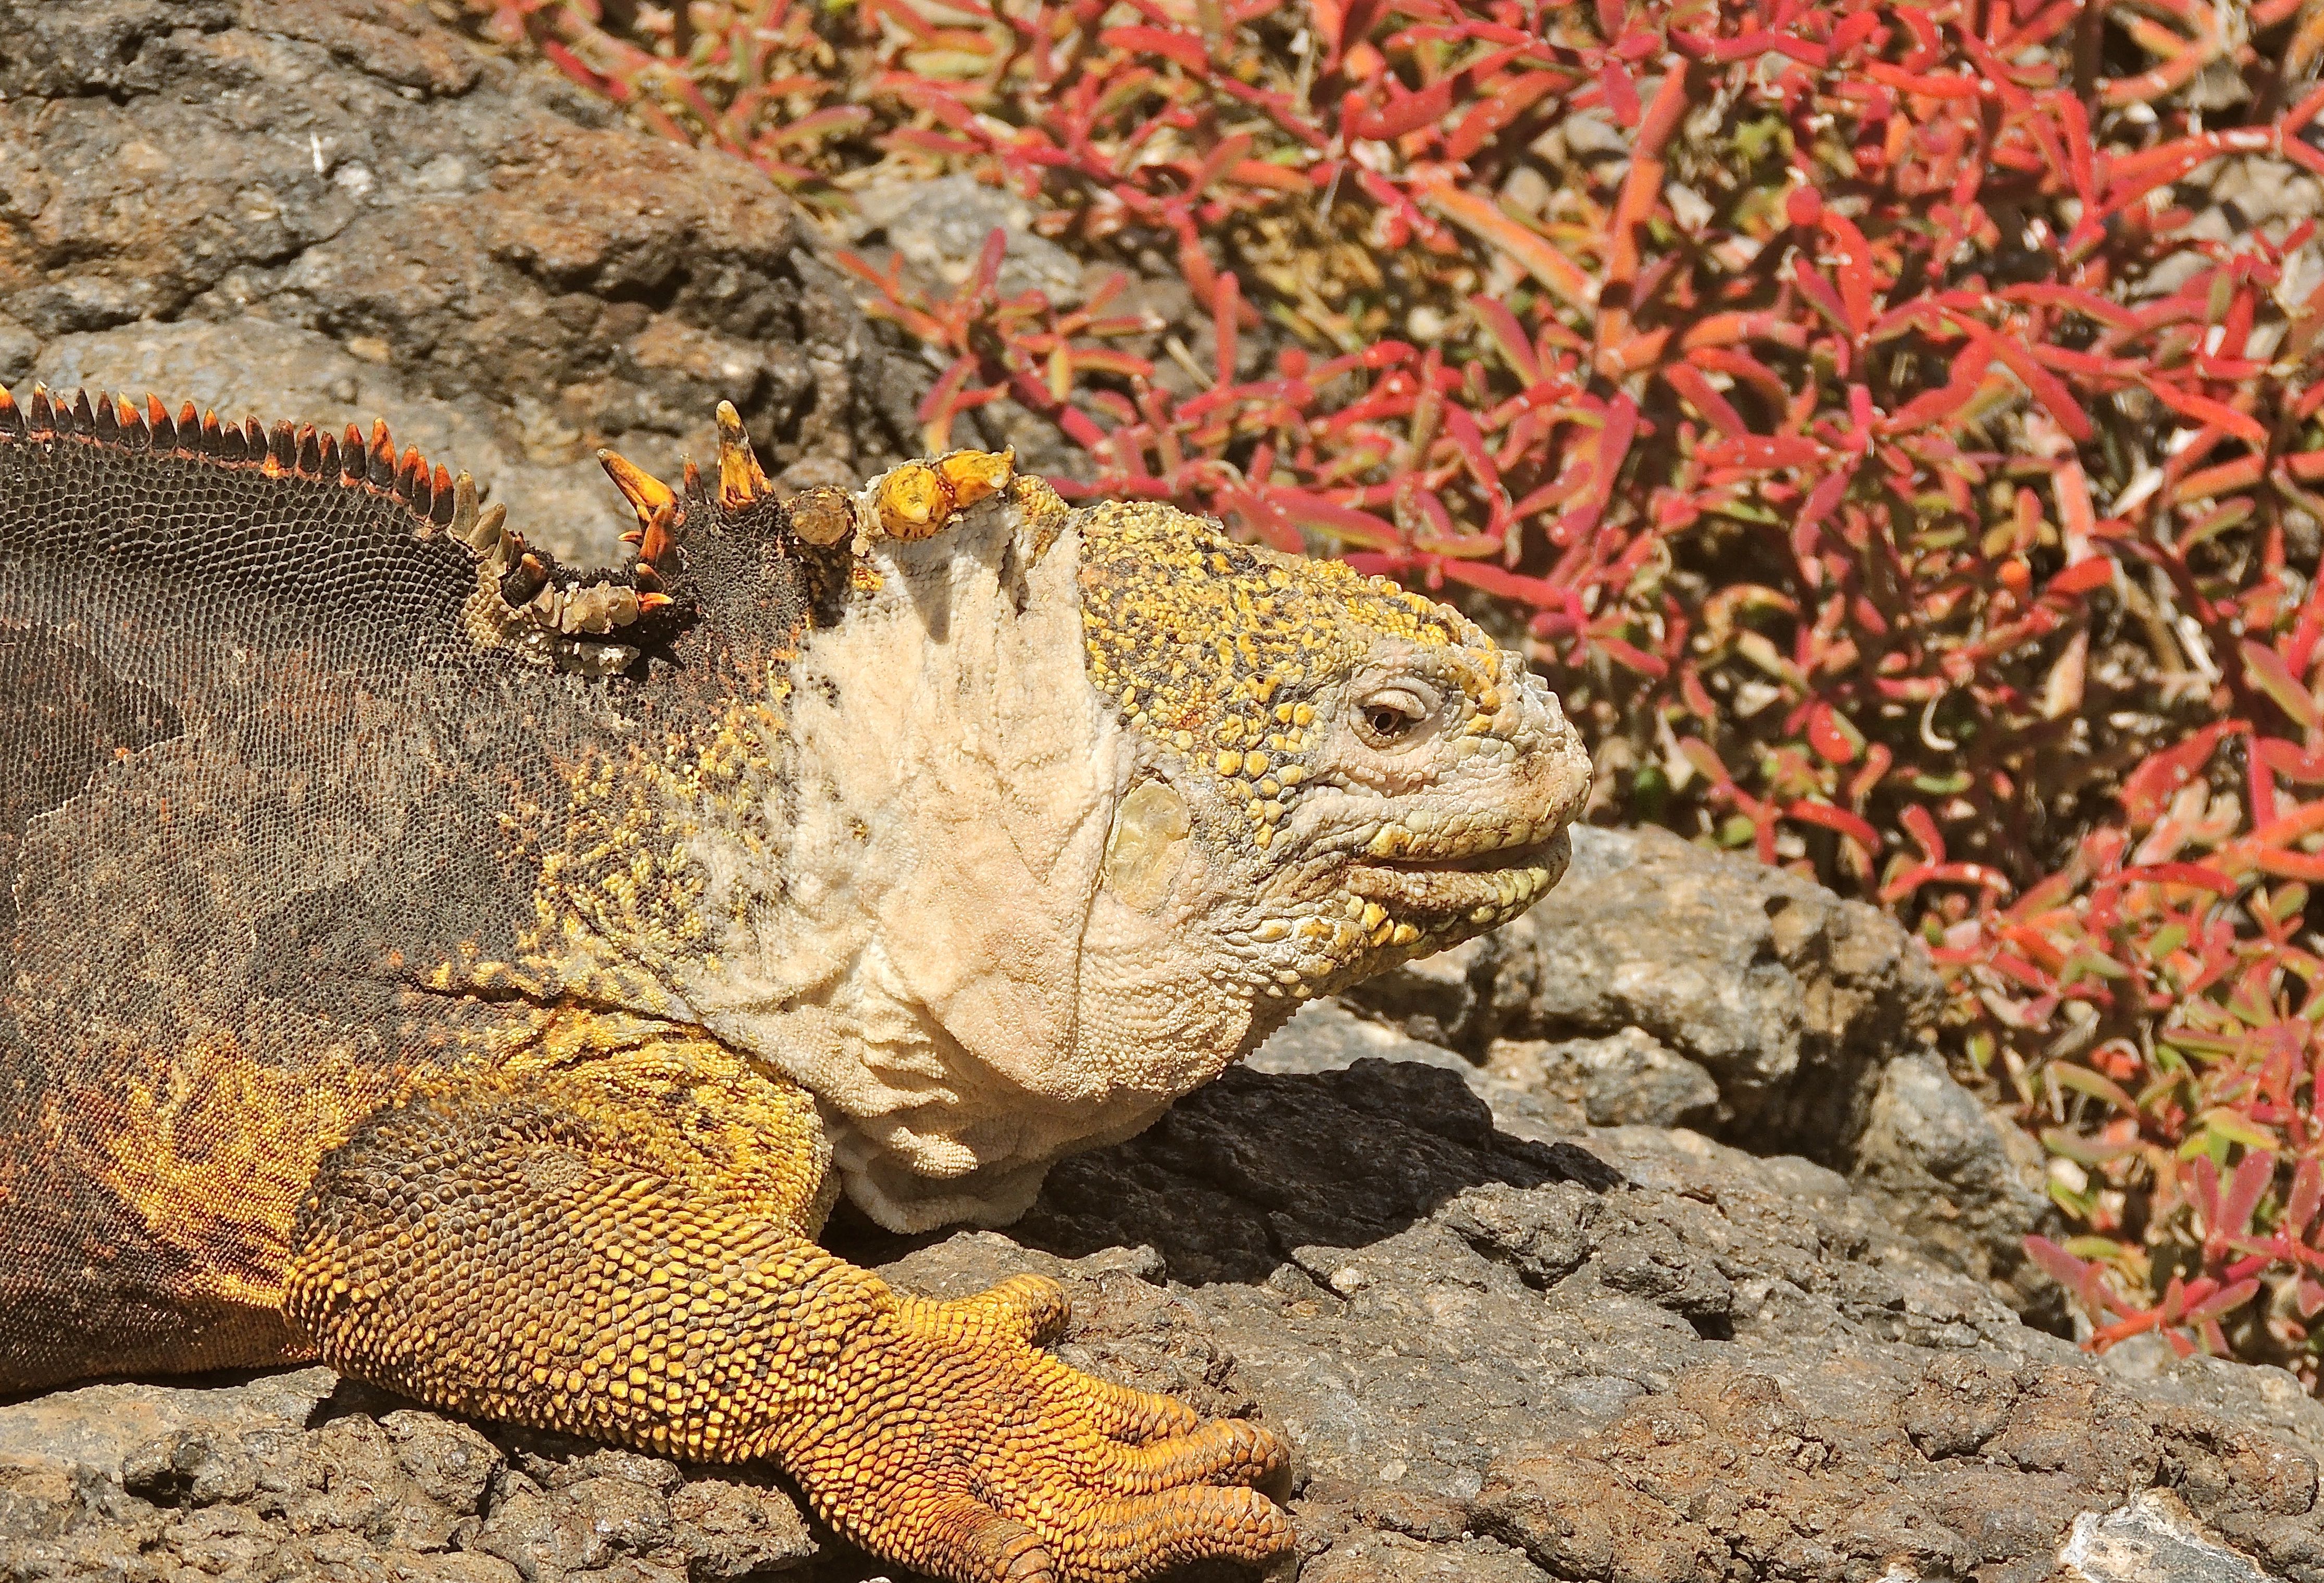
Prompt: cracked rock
<box><xmin>0</xmin><ymin>0</ymin><xmax>931</xmax><ymax>566</ymax></box>
<box><xmin>1345</xmin><ymin>826</ymin><xmax>2061</xmax><ymax>1310</ymax></box>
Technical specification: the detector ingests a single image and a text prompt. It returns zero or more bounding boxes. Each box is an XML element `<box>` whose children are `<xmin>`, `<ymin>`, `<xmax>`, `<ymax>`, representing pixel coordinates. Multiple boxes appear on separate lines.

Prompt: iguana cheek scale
<box><xmin>0</xmin><ymin>383</ymin><xmax>1590</xmax><ymax>1583</ymax></box>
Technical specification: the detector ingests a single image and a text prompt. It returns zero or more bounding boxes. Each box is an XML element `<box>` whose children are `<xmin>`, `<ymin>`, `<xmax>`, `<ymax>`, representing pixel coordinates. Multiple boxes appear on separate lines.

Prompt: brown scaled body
<box><xmin>0</xmin><ymin>387</ymin><xmax>1589</xmax><ymax>1582</ymax></box>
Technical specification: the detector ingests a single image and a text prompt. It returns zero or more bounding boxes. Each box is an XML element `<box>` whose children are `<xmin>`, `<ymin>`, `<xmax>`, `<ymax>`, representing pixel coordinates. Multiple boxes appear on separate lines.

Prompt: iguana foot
<box><xmin>777</xmin><ymin>1270</ymin><xmax>1293</xmax><ymax>1582</ymax></box>
<box><xmin>285</xmin><ymin>1047</ymin><xmax>1291</xmax><ymax>1583</ymax></box>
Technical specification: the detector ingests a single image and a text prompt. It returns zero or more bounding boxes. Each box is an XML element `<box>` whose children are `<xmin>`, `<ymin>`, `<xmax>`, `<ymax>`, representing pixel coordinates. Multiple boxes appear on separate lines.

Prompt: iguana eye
<box><xmin>1354</xmin><ymin>683</ymin><xmax>1435</xmax><ymax>749</ymax></box>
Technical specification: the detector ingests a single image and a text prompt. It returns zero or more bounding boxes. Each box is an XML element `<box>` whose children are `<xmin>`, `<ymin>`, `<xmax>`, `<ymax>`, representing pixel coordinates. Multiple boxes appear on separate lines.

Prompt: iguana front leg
<box><xmin>282</xmin><ymin>1042</ymin><xmax>1292</xmax><ymax>1582</ymax></box>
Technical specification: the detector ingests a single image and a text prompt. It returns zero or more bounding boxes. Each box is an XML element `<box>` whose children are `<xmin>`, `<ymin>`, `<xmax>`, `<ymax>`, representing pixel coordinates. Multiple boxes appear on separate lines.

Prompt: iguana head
<box><xmin>589</xmin><ymin>423</ymin><xmax>1589</xmax><ymax>1230</ymax></box>
<box><xmin>1075</xmin><ymin>498</ymin><xmax>1588</xmax><ymax>1001</ymax></box>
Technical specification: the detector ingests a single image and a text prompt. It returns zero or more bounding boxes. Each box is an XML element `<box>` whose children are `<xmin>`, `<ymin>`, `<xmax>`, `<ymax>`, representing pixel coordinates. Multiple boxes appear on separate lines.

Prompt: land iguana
<box><xmin>0</xmin><ymin>384</ymin><xmax>1591</xmax><ymax>1581</ymax></box>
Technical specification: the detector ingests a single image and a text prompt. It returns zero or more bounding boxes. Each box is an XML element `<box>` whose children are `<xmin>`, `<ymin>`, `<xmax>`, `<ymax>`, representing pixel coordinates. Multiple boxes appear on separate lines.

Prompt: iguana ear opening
<box><xmin>1100</xmin><ymin>779</ymin><xmax>1192</xmax><ymax>913</ymax></box>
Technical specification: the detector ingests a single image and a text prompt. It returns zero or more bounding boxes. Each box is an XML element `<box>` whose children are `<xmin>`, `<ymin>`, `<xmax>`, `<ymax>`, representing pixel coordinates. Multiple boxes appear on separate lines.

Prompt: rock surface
<box><xmin>1344</xmin><ymin>826</ymin><xmax>2059</xmax><ymax>1308</ymax></box>
<box><xmin>0</xmin><ymin>1367</ymin><xmax>817</xmax><ymax>1582</ymax></box>
<box><xmin>0</xmin><ymin>0</ymin><xmax>934</xmax><ymax>564</ymax></box>
<box><xmin>1344</xmin><ymin>825</ymin><xmax>1945</xmax><ymax>1153</ymax></box>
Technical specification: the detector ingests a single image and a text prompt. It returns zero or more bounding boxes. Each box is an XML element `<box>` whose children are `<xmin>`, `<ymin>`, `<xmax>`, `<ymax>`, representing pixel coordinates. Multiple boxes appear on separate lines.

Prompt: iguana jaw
<box><xmin>1343</xmin><ymin>830</ymin><xmax>1574</xmax><ymax>920</ymax></box>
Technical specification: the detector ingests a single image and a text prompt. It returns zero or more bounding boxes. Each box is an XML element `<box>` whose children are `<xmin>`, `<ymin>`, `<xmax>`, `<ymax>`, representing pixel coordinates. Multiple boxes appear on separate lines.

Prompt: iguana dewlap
<box><xmin>0</xmin><ymin>387</ymin><xmax>1590</xmax><ymax>1581</ymax></box>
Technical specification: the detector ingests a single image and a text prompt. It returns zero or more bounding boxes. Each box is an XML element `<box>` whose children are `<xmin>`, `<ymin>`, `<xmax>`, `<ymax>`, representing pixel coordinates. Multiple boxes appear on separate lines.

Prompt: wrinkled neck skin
<box><xmin>679</xmin><ymin>494</ymin><xmax>1268</xmax><ymax>1232</ymax></box>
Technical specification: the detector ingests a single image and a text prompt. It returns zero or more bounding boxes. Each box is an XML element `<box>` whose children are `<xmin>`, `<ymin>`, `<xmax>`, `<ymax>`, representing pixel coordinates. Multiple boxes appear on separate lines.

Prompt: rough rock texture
<box><xmin>1854</xmin><ymin>1052</ymin><xmax>2063</xmax><ymax>1318</ymax></box>
<box><xmin>0</xmin><ymin>0</ymin><xmax>935</xmax><ymax>563</ymax></box>
<box><xmin>9</xmin><ymin>1034</ymin><xmax>2323</xmax><ymax>1581</ymax></box>
<box><xmin>1343</xmin><ymin>825</ymin><xmax>1943</xmax><ymax>1152</ymax></box>
<box><xmin>1480</xmin><ymin>1026</ymin><xmax>1722</xmax><ymax>1131</ymax></box>
<box><xmin>0</xmin><ymin>1368</ymin><xmax>817</xmax><ymax>1582</ymax></box>
<box><xmin>1344</xmin><ymin>825</ymin><xmax>2059</xmax><ymax>1307</ymax></box>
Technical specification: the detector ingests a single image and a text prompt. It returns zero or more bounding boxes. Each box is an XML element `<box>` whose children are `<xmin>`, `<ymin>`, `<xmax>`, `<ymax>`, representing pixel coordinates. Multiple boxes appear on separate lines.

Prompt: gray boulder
<box><xmin>1483</xmin><ymin>1026</ymin><xmax>1721</xmax><ymax>1130</ymax></box>
<box><xmin>845</xmin><ymin>172</ymin><xmax>1089</xmax><ymax>311</ymax></box>
<box><xmin>1346</xmin><ymin>826</ymin><xmax>2060</xmax><ymax>1308</ymax></box>
<box><xmin>0</xmin><ymin>1368</ymin><xmax>817</xmax><ymax>1581</ymax></box>
<box><xmin>1345</xmin><ymin>825</ymin><xmax>1945</xmax><ymax>1154</ymax></box>
<box><xmin>0</xmin><ymin>0</ymin><xmax>934</xmax><ymax>565</ymax></box>
<box><xmin>1855</xmin><ymin>1051</ymin><xmax>2063</xmax><ymax>1318</ymax></box>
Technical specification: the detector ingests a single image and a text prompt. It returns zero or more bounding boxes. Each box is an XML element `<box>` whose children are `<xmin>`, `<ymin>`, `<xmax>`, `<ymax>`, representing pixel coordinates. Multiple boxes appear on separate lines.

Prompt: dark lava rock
<box><xmin>0</xmin><ymin>0</ymin><xmax>933</xmax><ymax>564</ymax></box>
<box><xmin>1853</xmin><ymin>1050</ymin><xmax>2061</xmax><ymax>1318</ymax></box>
<box><xmin>1009</xmin><ymin>1061</ymin><xmax>2323</xmax><ymax>1582</ymax></box>
<box><xmin>1343</xmin><ymin>826</ymin><xmax>2060</xmax><ymax>1310</ymax></box>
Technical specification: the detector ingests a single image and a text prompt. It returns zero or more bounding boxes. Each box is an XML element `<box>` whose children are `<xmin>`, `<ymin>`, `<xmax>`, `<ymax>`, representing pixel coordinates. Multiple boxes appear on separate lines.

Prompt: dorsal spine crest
<box><xmin>2</xmin><ymin>384</ymin><xmax>686</xmax><ymax>677</ymax></box>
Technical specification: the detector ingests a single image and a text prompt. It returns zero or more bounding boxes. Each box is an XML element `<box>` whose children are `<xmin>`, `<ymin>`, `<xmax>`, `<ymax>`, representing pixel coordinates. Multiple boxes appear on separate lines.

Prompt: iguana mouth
<box><xmin>1344</xmin><ymin>832</ymin><xmax>1569</xmax><ymax>917</ymax></box>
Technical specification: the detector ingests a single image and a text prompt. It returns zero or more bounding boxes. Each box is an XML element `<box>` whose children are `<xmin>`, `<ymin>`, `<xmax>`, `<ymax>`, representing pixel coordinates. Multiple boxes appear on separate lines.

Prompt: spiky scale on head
<box><xmin>713</xmin><ymin>400</ymin><xmax>771</xmax><ymax>512</ymax></box>
<box><xmin>870</xmin><ymin>450</ymin><xmax>1017</xmax><ymax>541</ymax></box>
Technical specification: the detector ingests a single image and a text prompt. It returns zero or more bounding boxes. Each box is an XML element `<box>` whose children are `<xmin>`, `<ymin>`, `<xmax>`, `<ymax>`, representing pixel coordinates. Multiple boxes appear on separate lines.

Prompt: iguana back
<box><xmin>0</xmin><ymin>390</ymin><xmax>683</xmax><ymax>1386</ymax></box>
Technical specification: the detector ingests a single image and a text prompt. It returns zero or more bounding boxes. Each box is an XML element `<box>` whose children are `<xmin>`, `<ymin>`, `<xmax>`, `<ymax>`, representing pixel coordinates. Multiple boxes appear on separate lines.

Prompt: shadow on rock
<box><xmin>1005</xmin><ymin>1061</ymin><xmax>1621</xmax><ymax>1285</ymax></box>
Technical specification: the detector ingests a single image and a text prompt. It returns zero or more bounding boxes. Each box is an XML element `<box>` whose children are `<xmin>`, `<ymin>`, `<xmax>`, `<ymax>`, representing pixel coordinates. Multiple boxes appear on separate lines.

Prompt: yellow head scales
<box><xmin>1074</xmin><ymin>500</ymin><xmax>1516</xmax><ymax>853</ymax></box>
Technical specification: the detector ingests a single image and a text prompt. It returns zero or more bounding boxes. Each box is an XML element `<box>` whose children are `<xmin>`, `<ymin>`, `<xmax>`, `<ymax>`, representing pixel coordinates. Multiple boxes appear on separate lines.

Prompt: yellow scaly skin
<box><xmin>284</xmin><ymin>1039</ymin><xmax>1291</xmax><ymax>1581</ymax></box>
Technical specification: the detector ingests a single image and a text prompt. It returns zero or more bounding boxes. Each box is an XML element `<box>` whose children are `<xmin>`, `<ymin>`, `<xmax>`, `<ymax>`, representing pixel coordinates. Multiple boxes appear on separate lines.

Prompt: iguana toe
<box><xmin>948</xmin><ymin>1272</ymin><xmax>1073</xmax><ymax>1345</ymax></box>
<box><xmin>1104</xmin><ymin>1416</ymin><xmax>1284</xmax><ymax>1493</ymax></box>
<box><xmin>1071</xmin><ymin>1374</ymin><xmax>1205</xmax><ymax>1444</ymax></box>
<box><xmin>782</xmin><ymin>1279</ymin><xmax>1294</xmax><ymax>1582</ymax></box>
<box><xmin>1066</xmin><ymin>1485</ymin><xmax>1294</xmax><ymax>1577</ymax></box>
<box><xmin>916</xmin><ymin>1500</ymin><xmax>1058</xmax><ymax>1583</ymax></box>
